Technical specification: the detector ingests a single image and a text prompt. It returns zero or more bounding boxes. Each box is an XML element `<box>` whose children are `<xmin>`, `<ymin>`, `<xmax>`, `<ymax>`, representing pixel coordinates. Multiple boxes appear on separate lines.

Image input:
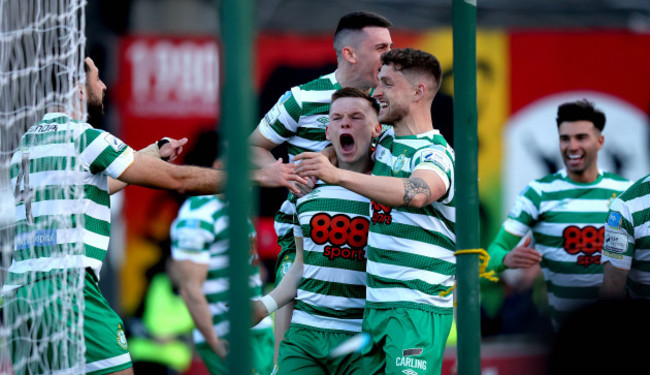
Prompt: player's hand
<box><xmin>159</xmin><ymin>137</ymin><xmax>188</xmax><ymax>162</ymax></box>
<box><xmin>254</xmin><ymin>158</ymin><xmax>309</xmax><ymax>194</ymax></box>
<box><xmin>212</xmin><ymin>339</ymin><xmax>229</xmax><ymax>360</ymax></box>
<box><xmin>293</xmin><ymin>152</ymin><xmax>341</xmax><ymax>185</ymax></box>
<box><xmin>503</xmin><ymin>237</ymin><xmax>542</xmax><ymax>269</ymax></box>
<box><xmin>291</xmin><ymin>176</ymin><xmax>316</xmax><ymax>198</ymax></box>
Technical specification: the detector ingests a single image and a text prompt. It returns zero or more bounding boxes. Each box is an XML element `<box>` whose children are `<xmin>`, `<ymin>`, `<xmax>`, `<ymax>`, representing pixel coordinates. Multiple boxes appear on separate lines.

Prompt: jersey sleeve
<box><xmin>602</xmin><ymin>198</ymin><xmax>635</xmax><ymax>270</ymax></box>
<box><xmin>487</xmin><ymin>227</ymin><xmax>525</xmax><ymax>272</ymax></box>
<box><xmin>257</xmin><ymin>88</ymin><xmax>303</xmax><ymax>145</ymax></box>
<box><xmin>76</xmin><ymin>128</ymin><xmax>134</xmax><ymax>178</ymax></box>
<box><xmin>503</xmin><ymin>183</ymin><xmax>541</xmax><ymax>237</ymax></box>
<box><xmin>170</xmin><ymin>215</ymin><xmax>215</xmax><ymax>264</ymax></box>
<box><xmin>412</xmin><ymin>145</ymin><xmax>454</xmax><ymax>195</ymax></box>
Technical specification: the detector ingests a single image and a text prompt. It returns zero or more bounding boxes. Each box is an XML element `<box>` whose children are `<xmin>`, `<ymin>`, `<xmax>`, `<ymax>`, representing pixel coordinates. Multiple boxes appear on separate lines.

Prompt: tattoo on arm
<box><xmin>402</xmin><ymin>177</ymin><xmax>431</xmax><ymax>207</ymax></box>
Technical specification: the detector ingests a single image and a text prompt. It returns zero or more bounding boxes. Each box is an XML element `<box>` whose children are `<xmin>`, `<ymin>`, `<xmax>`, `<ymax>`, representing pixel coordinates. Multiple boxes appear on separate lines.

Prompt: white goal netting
<box><xmin>1</xmin><ymin>0</ymin><xmax>87</xmax><ymax>373</ymax></box>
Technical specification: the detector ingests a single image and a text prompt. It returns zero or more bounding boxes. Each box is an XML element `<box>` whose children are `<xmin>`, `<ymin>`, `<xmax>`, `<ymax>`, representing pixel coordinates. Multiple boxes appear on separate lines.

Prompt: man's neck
<box><xmin>339</xmin><ymin>154</ymin><xmax>373</xmax><ymax>174</ymax></box>
<box><xmin>567</xmin><ymin>167</ymin><xmax>600</xmax><ymax>184</ymax></box>
<box><xmin>335</xmin><ymin>68</ymin><xmax>371</xmax><ymax>94</ymax></box>
<box><xmin>393</xmin><ymin>105</ymin><xmax>434</xmax><ymax>137</ymax></box>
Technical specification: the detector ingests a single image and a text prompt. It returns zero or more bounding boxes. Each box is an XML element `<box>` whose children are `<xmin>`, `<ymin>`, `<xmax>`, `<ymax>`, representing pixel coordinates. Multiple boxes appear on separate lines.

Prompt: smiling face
<box><xmin>373</xmin><ymin>64</ymin><xmax>414</xmax><ymax>125</ymax></box>
<box><xmin>350</xmin><ymin>26</ymin><xmax>392</xmax><ymax>89</ymax></box>
<box><xmin>558</xmin><ymin>120</ymin><xmax>604</xmax><ymax>182</ymax></box>
<box><xmin>327</xmin><ymin>97</ymin><xmax>382</xmax><ymax>170</ymax></box>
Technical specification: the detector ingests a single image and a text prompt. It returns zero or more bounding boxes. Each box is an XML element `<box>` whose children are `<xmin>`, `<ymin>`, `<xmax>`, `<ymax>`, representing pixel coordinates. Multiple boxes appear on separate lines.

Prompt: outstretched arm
<box><xmin>109</xmin><ymin>137</ymin><xmax>188</xmax><ymax>194</ymax></box>
<box><xmin>175</xmin><ymin>259</ymin><xmax>229</xmax><ymax>359</ymax></box>
<box><xmin>294</xmin><ymin>152</ymin><xmax>445</xmax><ymax>208</ymax></box>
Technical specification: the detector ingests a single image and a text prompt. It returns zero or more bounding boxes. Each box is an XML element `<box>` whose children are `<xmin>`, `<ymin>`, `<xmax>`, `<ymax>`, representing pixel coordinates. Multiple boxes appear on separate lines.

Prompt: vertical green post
<box><xmin>220</xmin><ymin>0</ymin><xmax>254</xmax><ymax>373</ymax></box>
<box><xmin>452</xmin><ymin>0</ymin><xmax>481</xmax><ymax>374</ymax></box>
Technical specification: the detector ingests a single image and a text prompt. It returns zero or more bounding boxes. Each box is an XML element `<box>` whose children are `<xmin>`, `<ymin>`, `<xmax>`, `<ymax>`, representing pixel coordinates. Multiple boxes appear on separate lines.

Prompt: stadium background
<box><xmin>83</xmin><ymin>1</ymin><xmax>650</xmax><ymax>373</ymax></box>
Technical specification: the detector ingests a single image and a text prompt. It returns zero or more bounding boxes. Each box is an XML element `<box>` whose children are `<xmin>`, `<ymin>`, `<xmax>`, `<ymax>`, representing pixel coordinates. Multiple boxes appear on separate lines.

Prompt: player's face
<box><xmin>354</xmin><ymin>27</ymin><xmax>392</xmax><ymax>89</ymax></box>
<box><xmin>373</xmin><ymin>64</ymin><xmax>413</xmax><ymax>125</ymax></box>
<box><xmin>327</xmin><ymin>97</ymin><xmax>381</xmax><ymax>166</ymax></box>
<box><xmin>84</xmin><ymin>57</ymin><xmax>107</xmax><ymax>116</ymax></box>
<box><xmin>558</xmin><ymin>120</ymin><xmax>604</xmax><ymax>178</ymax></box>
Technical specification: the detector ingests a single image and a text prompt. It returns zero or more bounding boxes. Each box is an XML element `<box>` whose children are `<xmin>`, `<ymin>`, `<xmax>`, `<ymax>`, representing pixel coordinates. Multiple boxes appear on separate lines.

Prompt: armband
<box><xmin>259</xmin><ymin>295</ymin><xmax>278</xmax><ymax>314</ymax></box>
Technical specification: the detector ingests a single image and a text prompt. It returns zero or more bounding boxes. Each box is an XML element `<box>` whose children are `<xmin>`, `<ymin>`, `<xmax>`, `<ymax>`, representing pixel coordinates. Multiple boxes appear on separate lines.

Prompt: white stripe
<box><xmin>546</xmin><ymin>292</ymin><xmax>595</xmax><ymax>314</ymax></box>
<box><xmin>302</xmin><ymin>264</ymin><xmax>366</xmax><ymax>285</ymax></box>
<box><xmin>539</xmin><ymin>198</ymin><xmax>611</xmax><ymax>213</ymax></box>
<box><xmin>366</xmin><ymin>261</ymin><xmax>454</xmax><ymax>287</ymax></box>
<box><xmin>629</xmin><ymin>268</ymin><xmax>650</xmax><ymax>284</ymax></box>
<box><xmin>171</xmin><ymin>248</ymin><xmax>210</xmax><ymax>263</ymax></box>
<box><xmin>84</xmin><ymin>229</ymin><xmax>110</xmax><ymax>250</ymax></box>
<box><xmin>208</xmin><ymin>301</ymin><xmax>228</xmax><ymax>315</ymax></box>
<box><xmin>85</xmin><ymin>353</ymin><xmax>132</xmax><ymax>373</ymax></box>
<box><xmin>18</xmin><ymin>169</ymin><xmax>88</xmax><ymax>190</ymax></box>
<box><xmin>368</xmin><ymin>232</ymin><xmax>455</xmax><ymax>263</ymax></box>
<box><xmin>296</xmin><ymin>290</ymin><xmax>365</xmax><ymax>310</ymax></box>
<box><xmin>203</xmin><ymin>278</ymin><xmax>229</xmax><ymax>294</ymax></box>
<box><xmin>104</xmin><ymin>148</ymin><xmax>134</xmax><ymax>179</ymax></box>
<box><xmin>504</xmin><ymin>218</ymin><xmax>531</xmax><ymax>237</ymax></box>
<box><xmin>291</xmin><ymin>309</ymin><xmax>362</xmax><ymax>332</ymax></box>
<box><xmin>25</xmin><ymin>142</ymin><xmax>77</xmax><ymax>159</ymax></box>
<box><xmin>366</xmin><ymin>286</ymin><xmax>453</xmax><ymax>308</ymax></box>
<box><xmin>298</xmin><ymin>89</ymin><xmax>336</xmax><ymax>103</ymax></box>
<box><xmin>7</xmin><ymin>255</ymin><xmax>102</xmax><ymax>274</ymax></box>
<box><xmin>16</xmin><ymin>198</ymin><xmax>109</xmax><ymax>222</ymax></box>
<box><xmin>287</xmin><ymin>136</ymin><xmax>330</xmax><ymax>153</ymax></box>
<box><xmin>541</xmin><ymin>269</ymin><xmax>602</xmax><ymax>286</ymax></box>
<box><xmin>194</xmin><ymin>321</ymin><xmax>230</xmax><ymax>342</ymax></box>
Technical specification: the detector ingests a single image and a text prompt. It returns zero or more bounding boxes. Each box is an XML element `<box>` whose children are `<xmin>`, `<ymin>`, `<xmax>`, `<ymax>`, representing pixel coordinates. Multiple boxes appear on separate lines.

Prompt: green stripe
<box><xmin>367</xmin><ymin>273</ymin><xmax>452</xmax><ymax>295</ymax></box>
<box><xmin>295</xmin><ymin>126</ymin><xmax>327</xmax><ymax>141</ymax></box>
<box><xmin>11</xmin><ymin>243</ymin><xmax>105</xmax><ymax>262</ymax></box>
<box><xmin>620</xmin><ymin>180</ymin><xmax>650</xmax><ymax>202</ymax></box>
<box><xmin>538</xmin><ymin>211</ymin><xmax>611</xmax><ymax>225</ymax></box>
<box><xmin>372</xmin><ymin>159</ymin><xmax>411</xmax><ymax>178</ymax></box>
<box><xmin>543</xmin><ymin>188</ymin><xmax>624</xmax><ymax>201</ymax></box>
<box><xmin>368</xmin><ymin>247</ymin><xmax>455</xmax><ymax>275</ymax></box>
<box><xmin>89</xmin><ymin>146</ymin><xmax>124</xmax><ymax>175</ymax></box>
<box><xmin>287</xmin><ymin>143</ymin><xmax>326</xmax><ymax>156</ymax></box>
<box><xmin>270</xmin><ymin>119</ymin><xmax>295</xmax><ymax>138</ymax></box>
<box><xmin>299</xmin><ymin>277</ymin><xmax>365</xmax><ymax>299</ymax></box>
<box><xmin>76</xmin><ymin>128</ymin><xmax>102</xmax><ymax>153</ymax></box>
<box><xmin>631</xmin><ymin>258</ymin><xmax>650</xmax><ymax>272</ymax></box>
<box><xmin>523</xmin><ymin>187</ymin><xmax>542</xmax><ymax>208</ymax></box>
<box><xmin>175</xmin><ymin>219</ymin><xmax>214</xmax><ymax>233</ymax></box>
<box><xmin>300</xmin><ymin>77</ymin><xmax>336</xmax><ymax>91</ymax></box>
<box><xmin>274</xmin><ymin>210</ymin><xmax>295</xmax><ymax>225</ymax></box>
<box><xmin>297</xmin><ymin>198</ymin><xmax>369</xmax><ymax>217</ymax></box>
<box><xmin>22</xmin><ymin>130</ymin><xmax>73</xmax><ymax>146</ymax></box>
<box><xmin>294</xmin><ymin>300</ymin><xmax>364</xmax><ymax>319</ymax></box>
<box><xmin>632</xmin><ymin>208</ymin><xmax>650</xmax><ymax>228</ymax></box>
<box><xmin>301</xmin><ymin>103</ymin><xmax>331</xmax><ymax>117</ymax></box>
<box><xmin>207</xmin><ymin>268</ymin><xmax>228</xmax><ymax>279</ymax></box>
<box><xmin>370</xmin><ymin>221</ymin><xmax>454</xmax><ymax>251</ymax></box>
<box><xmin>283</xmin><ymin>95</ymin><xmax>301</xmax><ymax>123</ymax></box>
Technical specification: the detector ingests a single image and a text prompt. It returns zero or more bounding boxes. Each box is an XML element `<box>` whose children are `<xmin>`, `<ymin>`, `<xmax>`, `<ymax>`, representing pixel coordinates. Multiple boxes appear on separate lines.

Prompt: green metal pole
<box><xmin>452</xmin><ymin>0</ymin><xmax>481</xmax><ymax>374</ymax></box>
<box><xmin>221</xmin><ymin>0</ymin><xmax>254</xmax><ymax>373</ymax></box>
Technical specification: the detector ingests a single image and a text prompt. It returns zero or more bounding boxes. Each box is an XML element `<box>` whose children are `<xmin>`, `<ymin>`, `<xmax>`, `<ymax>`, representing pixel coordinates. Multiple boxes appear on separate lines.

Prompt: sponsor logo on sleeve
<box><xmin>103</xmin><ymin>133</ymin><xmax>126</xmax><ymax>152</ymax></box>
<box><xmin>177</xmin><ymin>232</ymin><xmax>204</xmax><ymax>251</ymax></box>
<box><xmin>420</xmin><ymin>149</ymin><xmax>451</xmax><ymax>173</ymax></box>
<box><xmin>607</xmin><ymin>212</ymin><xmax>622</xmax><ymax>229</ymax></box>
<box><xmin>603</xmin><ymin>231</ymin><xmax>628</xmax><ymax>254</ymax></box>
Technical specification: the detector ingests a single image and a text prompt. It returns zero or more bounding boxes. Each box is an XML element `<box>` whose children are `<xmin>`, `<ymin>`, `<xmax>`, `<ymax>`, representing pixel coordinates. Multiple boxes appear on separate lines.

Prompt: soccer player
<box><xmin>487</xmin><ymin>99</ymin><xmax>631</xmax><ymax>330</ymax></box>
<box><xmin>294</xmin><ymin>48</ymin><xmax>454</xmax><ymax>375</ymax></box>
<box><xmin>253</xmin><ymin>87</ymin><xmax>382</xmax><ymax>374</ymax></box>
<box><xmin>4</xmin><ymin>57</ymin><xmax>300</xmax><ymax>375</ymax></box>
<box><xmin>249</xmin><ymin>10</ymin><xmax>392</xmax><ymax>361</ymax></box>
<box><xmin>171</xmin><ymin>147</ymin><xmax>274</xmax><ymax>375</ymax></box>
<box><xmin>600</xmin><ymin>174</ymin><xmax>650</xmax><ymax>299</ymax></box>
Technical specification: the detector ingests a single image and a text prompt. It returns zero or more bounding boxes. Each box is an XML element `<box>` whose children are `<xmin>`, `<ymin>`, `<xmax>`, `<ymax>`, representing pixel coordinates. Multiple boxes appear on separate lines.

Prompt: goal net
<box><xmin>1</xmin><ymin>0</ymin><xmax>88</xmax><ymax>373</ymax></box>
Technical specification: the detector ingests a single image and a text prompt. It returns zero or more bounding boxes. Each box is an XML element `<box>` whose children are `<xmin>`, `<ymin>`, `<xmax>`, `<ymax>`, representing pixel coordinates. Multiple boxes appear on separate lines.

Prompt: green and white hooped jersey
<box><xmin>293</xmin><ymin>184</ymin><xmax>370</xmax><ymax>333</ymax></box>
<box><xmin>170</xmin><ymin>195</ymin><xmax>272</xmax><ymax>344</ymax></box>
<box><xmin>602</xmin><ymin>174</ymin><xmax>650</xmax><ymax>298</ymax></box>
<box><xmin>4</xmin><ymin>113</ymin><xmax>135</xmax><ymax>293</ymax></box>
<box><xmin>505</xmin><ymin>169</ymin><xmax>631</xmax><ymax>326</ymax></box>
<box><xmin>367</xmin><ymin>128</ymin><xmax>456</xmax><ymax>314</ymax></box>
<box><xmin>257</xmin><ymin>72</ymin><xmax>340</xmax><ymax>162</ymax></box>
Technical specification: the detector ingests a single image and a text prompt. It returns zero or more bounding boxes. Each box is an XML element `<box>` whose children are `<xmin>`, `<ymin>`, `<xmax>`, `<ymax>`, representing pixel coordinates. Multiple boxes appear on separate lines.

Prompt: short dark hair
<box><xmin>334</xmin><ymin>11</ymin><xmax>391</xmax><ymax>36</ymax></box>
<box><xmin>556</xmin><ymin>99</ymin><xmax>606</xmax><ymax>131</ymax></box>
<box><xmin>381</xmin><ymin>48</ymin><xmax>442</xmax><ymax>91</ymax></box>
<box><xmin>331</xmin><ymin>87</ymin><xmax>380</xmax><ymax>116</ymax></box>
<box><xmin>333</xmin><ymin>11</ymin><xmax>391</xmax><ymax>54</ymax></box>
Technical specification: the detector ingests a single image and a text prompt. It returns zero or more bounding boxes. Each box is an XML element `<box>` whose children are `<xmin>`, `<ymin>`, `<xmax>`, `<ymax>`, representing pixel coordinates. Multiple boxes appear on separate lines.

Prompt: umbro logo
<box><xmin>402</xmin><ymin>370</ymin><xmax>418</xmax><ymax>375</ymax></box>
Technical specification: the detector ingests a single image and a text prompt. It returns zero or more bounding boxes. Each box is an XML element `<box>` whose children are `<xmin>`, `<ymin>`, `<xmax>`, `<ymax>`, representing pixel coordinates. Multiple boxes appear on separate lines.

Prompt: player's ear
<box><xmin>325</xmin><ymin>124</ymin><xmax>331</xmax><ymax>141</ymax></box>
<box><xmin>413</xmin><ymin>83</ymin><xmax>426</xmax><ymax>102</ymax></box>
<box><xmin>371</xmin><ymin>122</ymin><xmax>382</xmax><ymax>138</ymax></box>
<box><xmin>342</xmin><ymin>46</ymin><xmax>356</xmax><ymax>64</ymax></box>
<box><xmin>597</xmin><ymin>134</ymin><xmax>604</xmax><ymax>150</ymax></box>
